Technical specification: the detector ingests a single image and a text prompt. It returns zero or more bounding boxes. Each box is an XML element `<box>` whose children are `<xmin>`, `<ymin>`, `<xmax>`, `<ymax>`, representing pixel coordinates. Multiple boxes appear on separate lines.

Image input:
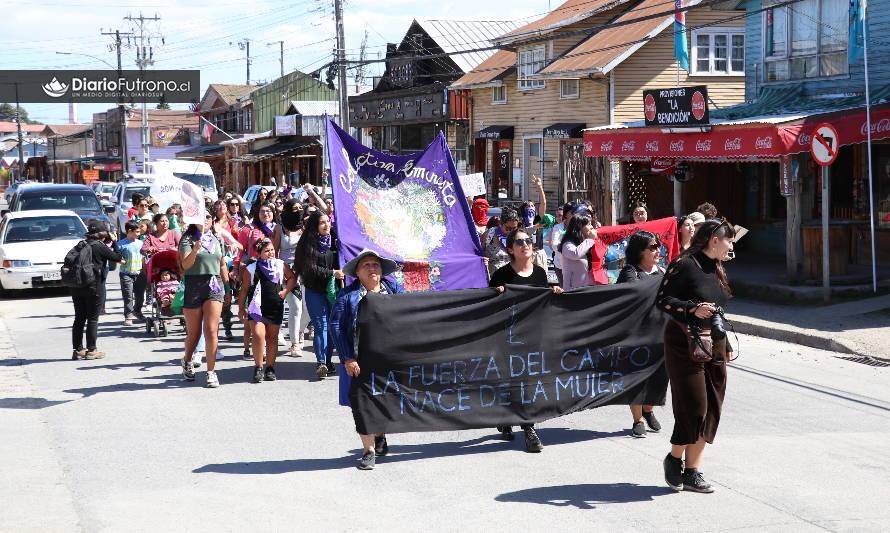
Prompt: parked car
<box><xmin>4</xmin><ymin>183</ymin><xmax>113</xmax><ymax>231</ymax></box>
<box><xmin>242</xmin><ymin>185</ymin><xmax>276</xmax><ymax>214</ymax></box>
<box><xmin>90</xmin><ymin>181</ymin><xmax>117</xmax><ymax>201</ymax></box>
<box><xmin>4</xmin><ymin>181</ymin><xmax>33</xmax><ymax>204</ymax></box>
<box><xmin>145</xmin><ymin>160</ymin><xmax>218</xmax><ymax>201</ymax></box>
<box><xmin>0</xmin><ymin>209</ymin><xmax>86</xmax><ymax>294</ymax></box>
<box><xmin>110</xmin><ymin>177</ymin><xmax>154</xmax><ymax>236</ymax></box>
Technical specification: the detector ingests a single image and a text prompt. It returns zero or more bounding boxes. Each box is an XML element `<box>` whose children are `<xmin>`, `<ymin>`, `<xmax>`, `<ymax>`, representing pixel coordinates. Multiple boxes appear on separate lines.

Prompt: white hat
<box><xmin>688</xmin><ymin>212</ymin><xmax>707</xmax><ymax>226</ymax></box>
<box><xmin>342</xmin><ymin>249</ymin><xmax>400</xmax><ymax>278</ymax></box>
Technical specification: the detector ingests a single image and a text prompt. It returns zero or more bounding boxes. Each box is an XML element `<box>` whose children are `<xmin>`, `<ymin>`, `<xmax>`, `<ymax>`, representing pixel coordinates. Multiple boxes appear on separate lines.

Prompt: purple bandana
<box><xmin>257</xmin><ymin>221</ymin><xmax>276</xmax><ymax>237</ymax></box>
<box><xmin>199</xmin><ymin>232</ymin><xmax>218</xmax><ymax>254</ymax></box>
<box><xmin>494</xmin><ymin>226</ymin><xmax>508</xmax><ymax>248</ymax></box>
<box><xmin>318</xmin><ymin>234</ymin><xmax>332</xmax><ymax>254</ymax></box>
<box><xmin>523</xmin><ymin>206</ymin><xmax>536</xmax><ymax>227</ymax></box>
<box><xmin>257</xmin><ymin>259</ymin><xmax>282</xmax><ymax>284</ymax></box>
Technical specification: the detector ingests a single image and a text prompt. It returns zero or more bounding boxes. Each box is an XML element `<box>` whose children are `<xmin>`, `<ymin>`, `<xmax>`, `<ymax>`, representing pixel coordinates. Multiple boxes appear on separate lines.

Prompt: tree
<box><xmin>156</xmin><ymin>95</ymin><xmax>170</xmax><ymax>110</ymax></box>
<box><xmin>0</xmin><ymin>103</ymin><xmax>41</xmax><ymax>124</ymax></box>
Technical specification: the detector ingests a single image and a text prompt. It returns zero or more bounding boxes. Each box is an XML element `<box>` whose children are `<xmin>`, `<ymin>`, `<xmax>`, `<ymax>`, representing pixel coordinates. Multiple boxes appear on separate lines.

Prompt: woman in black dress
<box><xmin>489</xmin><ymin>228</ymin><xmax>563</xmax><ymax>453</ymax></box>
<box><xmin>617</xmin><ymin>231</ymin><xmax>668</xmax><ymax>438</ymax></box>
<box><xmin>239</xmin><ymin>238</ymin><xmax>298</xmax><ymax>383</ymax></box>
<box><xmin>656</xmin><ymin>219</ymin><xmax>736</xmax><ymax>494</ymax></box>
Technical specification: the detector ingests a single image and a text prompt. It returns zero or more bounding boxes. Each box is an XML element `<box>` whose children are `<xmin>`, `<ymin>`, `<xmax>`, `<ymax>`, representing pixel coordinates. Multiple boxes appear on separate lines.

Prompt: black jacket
<box><xmin>297</xmin><ymin>236</ymin><xmax>340</xmax><ymax>294</ymax></box>
<box><xmin>85</xmin><ymin>239</ymin><xmax>123</xmax><ymax>285</ymax></box>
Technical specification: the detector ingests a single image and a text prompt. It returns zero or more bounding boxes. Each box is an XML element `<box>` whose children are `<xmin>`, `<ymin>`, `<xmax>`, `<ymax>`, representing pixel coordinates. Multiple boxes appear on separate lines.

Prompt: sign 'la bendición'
<box><xmin>643</xmin><ymin>85</ymin><xmax>710</xmax><ymax>127</ymax></box>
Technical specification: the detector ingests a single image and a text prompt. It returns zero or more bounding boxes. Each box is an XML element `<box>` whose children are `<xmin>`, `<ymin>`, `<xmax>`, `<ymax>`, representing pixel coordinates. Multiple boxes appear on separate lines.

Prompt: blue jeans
<box><xmin>304</xmin><ymin>288</ymin><xmax>333</xmax><ymax>366</ymax></box>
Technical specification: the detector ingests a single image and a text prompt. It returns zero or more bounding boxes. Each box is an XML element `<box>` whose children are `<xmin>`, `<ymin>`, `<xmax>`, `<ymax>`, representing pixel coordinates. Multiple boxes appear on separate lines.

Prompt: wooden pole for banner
<box><xmin>862</xmin><ymin>0</ymin><xmax>878</xmax><ymax>293</ymax></box>
<box><xmin>822</xmin><ymin>165</ymin><xmax>831</xmax><ymax>303</ymax></box>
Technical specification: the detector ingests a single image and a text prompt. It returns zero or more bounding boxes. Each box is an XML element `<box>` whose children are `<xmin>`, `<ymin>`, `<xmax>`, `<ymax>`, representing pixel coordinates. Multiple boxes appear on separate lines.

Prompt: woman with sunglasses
<box><xmin>131</xmin><ymin>198</ymin><xmax>152</xmax><ymax>222</ymax></box>
<box><xmin>179</xmin><ymin>212</ymin><xmax>228</xmax><ymax>388</ymax></box>
<box><xmin>559</xmin><ymin>212</ymin><xmax>603</xmax><ymax>291</ymax></box>
<box><xmin>227</xmin><ymin>197</ymin><xmax>246</xmax><ymax>229</ymax></box>
<box><xmin>617</xmin><ymin>231</ymin><xmax>669</xmax><ymax>439</ymax></box>
<box><xmin>238</xmin><ymin>238</ymin><xmax>298</xmax><ymax>383</ymax></box>
<box><xmin>656</xmin><ymin>219</ymin><xmax>736</xmax><ymax>494</ymax></box>
<box><xmin>236</xmin><ymin>201</ymin><xmax>278</xmax><ymax>359</ymax></box>
<box><xmin>489</xmin><ymin>228</ymin><xmax>564</xmax><ymax>452</ymax></box>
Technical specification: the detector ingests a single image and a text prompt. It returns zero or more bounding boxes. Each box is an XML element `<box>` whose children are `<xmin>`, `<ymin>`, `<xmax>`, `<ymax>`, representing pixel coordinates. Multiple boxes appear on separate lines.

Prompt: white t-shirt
<box><xmin>549</xmin><ymin>222</ymin><xmax>566</xmax><ymax>269</ymax></box>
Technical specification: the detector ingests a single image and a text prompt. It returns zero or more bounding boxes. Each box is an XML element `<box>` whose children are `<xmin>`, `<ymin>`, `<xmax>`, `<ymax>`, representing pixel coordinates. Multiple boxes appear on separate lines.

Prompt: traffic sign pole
<box><xmin>822</xmin><ymin>165</ymin><xmax>830</xmax><ymax>303</ymax></box>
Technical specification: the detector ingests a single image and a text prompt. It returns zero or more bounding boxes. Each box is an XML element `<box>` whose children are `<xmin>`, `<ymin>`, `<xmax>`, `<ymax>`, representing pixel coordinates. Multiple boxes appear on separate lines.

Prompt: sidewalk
<box><xmin>725</xmin><ymin>294</ymin><xmax>890</xmax><ymax>361</ymax></box>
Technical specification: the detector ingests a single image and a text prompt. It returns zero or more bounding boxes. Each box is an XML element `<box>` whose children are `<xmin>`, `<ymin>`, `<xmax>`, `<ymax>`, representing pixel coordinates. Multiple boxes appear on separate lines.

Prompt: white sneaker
<box><xmin>205</xmin><ymin>370</ymin><xmax>220</xmax><ymax>388</ymax></box>
<box><xmin>192</xmin><ymin>352</ymin><xmax>204</xmax><ymax>369</ymax></box>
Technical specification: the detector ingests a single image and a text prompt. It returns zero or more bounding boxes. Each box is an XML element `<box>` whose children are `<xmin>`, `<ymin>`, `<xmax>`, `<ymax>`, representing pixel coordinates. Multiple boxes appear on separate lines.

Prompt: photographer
<box><xmin>655</xmin><ymin>219</ymin><xmax>736</xmax><ymax>494</ymax></box>
<box><xmin>70</xmin><ymin>221</ymin><xmax>123</xmax><ymax>360</ymax></box>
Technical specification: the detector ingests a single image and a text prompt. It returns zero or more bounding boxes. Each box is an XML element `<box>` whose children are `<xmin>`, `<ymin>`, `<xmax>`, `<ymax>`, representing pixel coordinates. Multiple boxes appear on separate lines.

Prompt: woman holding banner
<box><xmin>490</xmin><ymin>228</ymin><xmax>564</xmax><ymax>453</ymax></box>
<box><xmin>617</xmin><ymin>231</ymin><xmax>668</xmax><ymax>438</ymax></box>
<box><xmin>292</xmin><ymin>211</ymin><xmax>343</xmax><ymax>379</ymax></box>
<box><xmin>559</xmin><ymin>212</ymin><xmax>607</xmax><ymax>290</ymax></box>
<box><xmin>179</xmin><ymin>212</ymin><xmax>228</xmax><ymax>389</ymax></box>
<box><xmin>331</xmin><ymin>249</ymin><xmax>403</xmax><ymax>470</ymax></box>
<box><xmin>656</xmin><ymin>219</ymin><xmax>736</xmax><ymax>494</ymax></box>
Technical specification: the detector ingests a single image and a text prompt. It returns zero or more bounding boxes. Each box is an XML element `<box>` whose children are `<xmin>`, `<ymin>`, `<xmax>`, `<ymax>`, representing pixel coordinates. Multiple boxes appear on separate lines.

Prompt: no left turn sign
<box><xmin>810</xmin><ymin>123</ymin><xmax>840</xmax><ymax>166</ymax></box>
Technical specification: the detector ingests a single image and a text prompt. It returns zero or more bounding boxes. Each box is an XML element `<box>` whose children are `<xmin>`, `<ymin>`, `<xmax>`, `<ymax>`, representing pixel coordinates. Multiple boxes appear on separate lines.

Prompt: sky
<box><xmin>2</xmin><ymin>0</ymin><xmax>553</xmax><ymax>124</ymax></box>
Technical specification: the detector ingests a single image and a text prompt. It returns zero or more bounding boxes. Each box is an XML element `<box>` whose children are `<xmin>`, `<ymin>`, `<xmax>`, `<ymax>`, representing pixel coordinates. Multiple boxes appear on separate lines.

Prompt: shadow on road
<box><xmin>192</xmin><ymin>428</ymin><xmax>624</xmax><ymax>475</ymax></box>
<box><xmin>0</xmin><ymin>397</ymin><xmax>72</xmax><ymax>409</ymax></box>
<box><xmin>494</xmin><ymin>483</ymin><xmax>674</xmax><ymax>509</ymax></box>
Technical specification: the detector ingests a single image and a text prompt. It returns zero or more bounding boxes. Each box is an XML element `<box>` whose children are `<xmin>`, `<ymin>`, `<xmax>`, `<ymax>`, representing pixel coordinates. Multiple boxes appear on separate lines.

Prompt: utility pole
<box><xmin>232</xmin><ymin>39</ymin><xmax>252</xmax><ymax>84</ymax></box>
<box><xmin>334</xmin><ymin>0</ymin><xmax>349</xmax><ymax>131</ymax></box>
<box><xmin>125</xmin><ymin>12</ymin><xmax>160</xmax><ymax>170</ymax></box>
<box><xmin>102</xmin><ymin>28</ymin><xmax>134</xmax><ymax>174</ymax></box>
<box><xmin>14</xmin><ymin>83</ymin><xmax>25</xmax><ymax>181</ymax></box>
<box><xmin>268</xmin><ymin>41</ymin><xmax>284</xmax><ymax>78</ymax></box>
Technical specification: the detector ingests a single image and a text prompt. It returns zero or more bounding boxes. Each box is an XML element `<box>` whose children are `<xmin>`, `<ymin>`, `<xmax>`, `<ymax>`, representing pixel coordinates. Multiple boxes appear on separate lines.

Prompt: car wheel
<box><xmin>0</xmin><ymin>279</ymin><xmax>7</xmax><ymax>298</ymax></box>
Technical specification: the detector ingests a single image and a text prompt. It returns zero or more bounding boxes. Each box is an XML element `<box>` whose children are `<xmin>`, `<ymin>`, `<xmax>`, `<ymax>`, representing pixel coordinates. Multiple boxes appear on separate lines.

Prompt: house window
<box><xmin>764</xmin><ymin>0</ymin><xmax>848</xmax><ymax>81</ymax></box>
<box><xmin>492</xmin><ymin>85</ymin><xmax>507</xmax><ymax>104</ymax></box>
<box><xmin>518</xmin><ymin>45</ymin><xmax>546</xmax><ymax>91</ymax></box>
<box><xmin>560</xmin><ymin>79</ymin><xmax>580</xmax><ymax>99</ymax></box>
<box><xmin>692</xmin><ymin>29</ymin><xmax>745</xmax><ymax>75</ymax></box>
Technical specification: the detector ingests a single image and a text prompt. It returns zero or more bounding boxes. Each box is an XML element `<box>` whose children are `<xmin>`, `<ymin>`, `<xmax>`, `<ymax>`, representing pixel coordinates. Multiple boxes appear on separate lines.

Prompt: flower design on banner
<box><xmin>394</xmin><ymin>260</ymin><xmax>444</xmax><ymax>292</ymax></box>
<box><xmin>353</xmin><ymin>177</ymin><xmax>447</xmax><ymax>260</ymax></box>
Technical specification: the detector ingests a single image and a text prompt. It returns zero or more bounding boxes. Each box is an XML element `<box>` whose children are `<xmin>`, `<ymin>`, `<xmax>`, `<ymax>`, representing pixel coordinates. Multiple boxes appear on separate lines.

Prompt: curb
<box><xmin>726</xmin><ymin>315</ymin><xmax>862</xmax><ymax>356</ymax></box>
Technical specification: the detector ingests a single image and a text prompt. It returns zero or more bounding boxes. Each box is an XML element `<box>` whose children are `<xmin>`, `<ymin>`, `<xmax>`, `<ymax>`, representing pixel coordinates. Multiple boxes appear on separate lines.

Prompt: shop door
<box><xmin>524</xmin><ymin>138</ymin><xmax>542</xmax><ymax>200</ymax></box>
<box><xmin>492</xmin><ymin>142</ymin><xmax>512</xmax><ymax>201</ymax></box>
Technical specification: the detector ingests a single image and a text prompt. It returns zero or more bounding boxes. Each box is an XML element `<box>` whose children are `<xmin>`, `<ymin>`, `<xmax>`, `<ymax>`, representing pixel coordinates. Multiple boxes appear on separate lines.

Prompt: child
<box><xmin>119</xmin><ymin>221</ymin><xmax>146</xmax><ymax>326</ymax></box>
<box><xmin>156</xmin><ymin>269</ymin><xmax>179</xmax><ymax>313</ymax></box>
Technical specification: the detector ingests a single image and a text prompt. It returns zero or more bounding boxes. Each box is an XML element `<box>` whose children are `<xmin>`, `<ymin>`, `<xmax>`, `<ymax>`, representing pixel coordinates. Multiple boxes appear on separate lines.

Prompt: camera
<box><xmin>711</xmin><ymin>306</ymin><xmax>726</xmax><ymax>341</ymax></box>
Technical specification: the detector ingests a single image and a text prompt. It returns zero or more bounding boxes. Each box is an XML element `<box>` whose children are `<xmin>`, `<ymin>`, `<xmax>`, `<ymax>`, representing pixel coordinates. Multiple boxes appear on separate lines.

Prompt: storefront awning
<box><xmin>476</xmin><ymin>125</ymin><xmax>514</xmax><ymax>140</ymax></box>
<box><xmin>583</xmin><ymin>103</ymin><xmax>890</xmax><ymax>161</ymax></box>
<box><xmin>175</xmin><ymin>145</ymin><xmax>225</xmax><ymax>159</ymax></box>
<box><xmin>544</xmin><ymin>123</ymin><xmax>585</xmax><ymax>139</ymax></box>
<box><xmin>233</xmin><ymin>139</ymin><xmax>319</xmax><ymax>163</ymax></box>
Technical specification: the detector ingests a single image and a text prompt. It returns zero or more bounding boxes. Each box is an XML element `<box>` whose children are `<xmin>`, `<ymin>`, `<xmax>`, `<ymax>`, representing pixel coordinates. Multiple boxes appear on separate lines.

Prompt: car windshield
<box><xmin>173</xmin><ymin>172</ymin><xmax>215</xmax><ymax>191</ymax></box>
<box><xmin>124</xmin><ymin>186</ymin><xmax>152</xmax><ymax>204</ymax></box>
<box><xmin>100</xmin><ymin>184</ymin><xmax>116</xmax><ymax>194</ymax></box>
<box><xmin>19</xmin><ymin>192</ymin><xmax>102</xmax><ymax>214</ymax></box>
<box><xmin>3</xmin><ymin>216</ymin><xmax>84</xmax><ymax>243</ymax></box>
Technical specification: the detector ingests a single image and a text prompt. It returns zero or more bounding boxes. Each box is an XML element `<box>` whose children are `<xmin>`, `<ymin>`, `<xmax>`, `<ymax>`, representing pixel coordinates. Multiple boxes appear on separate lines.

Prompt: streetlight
<box><xmin>55</xmin><ymin>51</ymin><xmax>116</xmax><ymax>69</ymax></box>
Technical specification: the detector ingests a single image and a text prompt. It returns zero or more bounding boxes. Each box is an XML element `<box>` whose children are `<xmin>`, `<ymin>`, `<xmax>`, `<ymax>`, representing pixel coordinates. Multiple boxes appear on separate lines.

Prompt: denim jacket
<box><xmin>330</xmin><ymin>278</ymin><xmax>403</xmax><ymax>363</ymax></box>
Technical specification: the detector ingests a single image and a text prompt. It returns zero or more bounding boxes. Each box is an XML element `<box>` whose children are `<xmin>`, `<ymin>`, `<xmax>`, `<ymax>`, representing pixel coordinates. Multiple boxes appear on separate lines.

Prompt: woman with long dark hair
<box><xmin>292</xmin><ymin>211</ymin><xmax>344</xmax><ymax>378</ymax></box>
<box><xmin>617</xmin><ymin>231</ymin><xmax>668</xmax><ymax>438</ymax></box>
<box><xmin>559</xmin><ymin>213</ymin><xmax>601</xmax><ymax>290</ymax></box>
<box><xmin>656</xmin><ymin>219</ymin><xmax>736</xmax><ymax>494</ymax></box>
<box><xmin>273</xmin><ymin>199</ymin><xmax>307</xmax><ymax>355</ymax></box>
<box><xmin>677</xmin><ymin>215</ymin><xmax>695</xmax><ymax>251</ymax></box>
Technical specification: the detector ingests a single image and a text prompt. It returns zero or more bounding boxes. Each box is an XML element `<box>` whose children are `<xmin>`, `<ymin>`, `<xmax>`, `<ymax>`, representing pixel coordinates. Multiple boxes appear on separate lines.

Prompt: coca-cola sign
<box><xmin>755</xmin><ymin>136</ymin><xmax>773</xmax><ymax>150</ymax></box>
<box><xmin>725</xmin><ymin>137</ymin><xmax>743</xmax><ymax>151</ymax></box>
<box><xmin>643</xmin><ymin>85</ymin><xmax>710</xmax><ymax>127</ymax></box>
<box><xmin>695</xmin><ymin>139</ymin><xmax>712</xmax><ymax>152</ymax></box>
<box><xmin>645</xmin><ymin>140</ymin><xmax>659</xmax><ymax>152</ymax></box>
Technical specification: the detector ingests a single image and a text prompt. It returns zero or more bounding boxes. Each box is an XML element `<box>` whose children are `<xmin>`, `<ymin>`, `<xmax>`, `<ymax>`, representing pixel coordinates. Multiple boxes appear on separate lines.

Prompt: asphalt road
<box><xmin>1</xmin><ymin>280</ymin><xmax>889</xmax><ymax>533</ymax></box>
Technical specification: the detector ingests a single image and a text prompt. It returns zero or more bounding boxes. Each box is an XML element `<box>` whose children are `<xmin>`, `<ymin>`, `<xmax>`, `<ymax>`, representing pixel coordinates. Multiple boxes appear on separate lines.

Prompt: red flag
<box><xmin>202</xmin><ymin>120</ymin><xmax>213</xmax><ymax>142</ymax></box>
<box><xmin>594</xmin><ymin>217</ymin><xmax>680</xmax><ymax>283</ymax></box>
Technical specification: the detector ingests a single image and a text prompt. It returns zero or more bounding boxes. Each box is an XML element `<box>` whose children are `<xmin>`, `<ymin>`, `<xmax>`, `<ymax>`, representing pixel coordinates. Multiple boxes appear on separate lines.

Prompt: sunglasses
<box><xmin>229</xmin><ymin>202</ymin><xmax>239</xmax><ymax>206</ymax></box>
<box><xmin>647</xmin><ymin>243</ymin><xmax>661</xmax><ymax>251</ymax></box>
<box><xmin>513</xmin><ymin>238</ymin><xmax>533</xmax><ymax>247</ymax></box>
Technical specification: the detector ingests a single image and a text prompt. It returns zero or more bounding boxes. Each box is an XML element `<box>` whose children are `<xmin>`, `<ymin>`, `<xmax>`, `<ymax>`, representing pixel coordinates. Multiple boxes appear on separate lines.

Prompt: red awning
<box><xmin>583</xmin><ymin>104</ymin><xmax>890</xmax><ymax>160</ymax></box>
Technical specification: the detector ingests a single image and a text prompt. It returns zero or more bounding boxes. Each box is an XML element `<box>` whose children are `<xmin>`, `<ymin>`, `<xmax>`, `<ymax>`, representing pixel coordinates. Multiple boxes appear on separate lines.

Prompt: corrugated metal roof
<box><xmin>41</xmin><ymin>124</ymin><xmax>93</xmax><ymax>137</ymax></box>
<box><xmin>450</xmin><ymin>50</ymin><xmax>517</xmax><ymax>88</ymax></box>
<box><xmin>418</xmin><ymin>19</ymin><xmax>524</xmax><ymax>73</ymax></box>
<box><xmin>539</xmin><ymin>0</ymin><xmax>677</xmax><ymax>77</ymax></box>
<box><xmin>287</xmin><ymin>101</ymin><xmax>340</xmax><ymax>117</ymax></box>
<box><xmin>496</xmin><ymin>0</ymin><xmax>630</xmax><ymax>44</ymax></box>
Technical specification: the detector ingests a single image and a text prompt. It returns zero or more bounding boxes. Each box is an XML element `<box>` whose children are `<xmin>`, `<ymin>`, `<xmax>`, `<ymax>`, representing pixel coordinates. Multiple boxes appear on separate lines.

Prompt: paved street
<box><xmin>1</xmin><ymin>280</ymin><xmax>889</xmax><ymax>533</ymax></box>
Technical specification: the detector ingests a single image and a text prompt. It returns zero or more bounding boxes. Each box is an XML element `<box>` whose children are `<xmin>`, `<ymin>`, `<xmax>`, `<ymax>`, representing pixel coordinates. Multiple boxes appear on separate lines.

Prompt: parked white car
<box><xmin>110</xmin><ymin>177</ymin><xmax>154</xmax><ymax>236</ymax></box>
<box><xmin>0</xmin><ymin>209</ymin><xmax>87</xmax><ymax>294</ymax></box>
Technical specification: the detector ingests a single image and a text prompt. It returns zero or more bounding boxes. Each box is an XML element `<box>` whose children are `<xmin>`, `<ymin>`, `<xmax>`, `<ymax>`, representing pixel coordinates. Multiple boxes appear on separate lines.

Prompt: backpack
<box><xmin>61</xmin><ymin>241</ymin><xmax>96</xmax><ymax>288</ymax></box>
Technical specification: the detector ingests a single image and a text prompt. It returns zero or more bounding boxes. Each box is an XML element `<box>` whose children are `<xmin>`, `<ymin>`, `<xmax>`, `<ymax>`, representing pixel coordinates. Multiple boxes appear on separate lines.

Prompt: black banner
<box><xmin>351</xmin><ymin>277</ymin><xmax>668</xmax><ymax>434</ymax></box>
<box><xmin>0</xmin><ymin>70</ymin><xmax>200</xmax><ymax>103</ymax></box>
<box><xmin>643</xmin><ymin>85</ymin><xmax>709</xmax><ymax>127</ymax></box>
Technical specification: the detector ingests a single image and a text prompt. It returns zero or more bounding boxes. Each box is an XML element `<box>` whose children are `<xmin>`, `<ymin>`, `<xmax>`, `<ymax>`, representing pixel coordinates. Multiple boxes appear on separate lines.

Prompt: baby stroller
<box><xmin>145</xmin><ymin>249</ymin><xmax>183</xmax><ymax>337</ymax></box>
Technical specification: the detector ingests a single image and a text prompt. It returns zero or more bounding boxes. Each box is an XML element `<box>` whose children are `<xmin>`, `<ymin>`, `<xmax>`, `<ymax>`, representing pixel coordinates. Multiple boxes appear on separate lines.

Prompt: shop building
<box><xmin>452</xmin><ymin>0</ymin><xmax>746</xmax><ymax>218</ymax></box>
<box><xmin>349</xmin><ymin>19</ymin><xmax>520</xmax><ymax>174</ymax></box>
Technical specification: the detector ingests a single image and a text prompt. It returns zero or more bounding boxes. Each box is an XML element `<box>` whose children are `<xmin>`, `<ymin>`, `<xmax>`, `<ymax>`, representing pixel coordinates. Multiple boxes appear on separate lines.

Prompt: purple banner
<box><xmin>327</xmin><ymin>119</ymin><xmax>487</xmax><ymax>292</ymax></box>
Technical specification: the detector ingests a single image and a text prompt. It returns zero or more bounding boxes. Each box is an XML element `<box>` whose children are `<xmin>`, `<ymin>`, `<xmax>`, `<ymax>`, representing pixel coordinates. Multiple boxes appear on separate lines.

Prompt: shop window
<box><xmin>492</xmin><ymin>85</ymin><xmax>507</xmax><ymax>104</ymax></box>
<box><xmin>518</xmin><ymin>45</ymin><xmax>546</xmax><ymax>91</ymax></box>
<box><xmin>764</xmin><ymin>0</ymin><xmax>848</xmax><ymax>81</ymax></box>
<box><xmin>560</xmin><ymin>79</ymin><xmax>579</xmax><ymax>99</ymax></box>
<box><xmin>692</xmin><ymin>29</ymin><xmax>745</xmax><ymax>75</ymax></box>
<box><xmin>875</xmin><ymin>147</ymin><xmax>890</xmax><ymax>229</ymax></box>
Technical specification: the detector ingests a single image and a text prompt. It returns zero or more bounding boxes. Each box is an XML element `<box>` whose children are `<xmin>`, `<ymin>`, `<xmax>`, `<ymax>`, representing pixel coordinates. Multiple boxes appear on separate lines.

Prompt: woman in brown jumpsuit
<box><xmin>656</xmin><ymin>219</ymin><xmax>736</xmax><ymax>494</ymax></box>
